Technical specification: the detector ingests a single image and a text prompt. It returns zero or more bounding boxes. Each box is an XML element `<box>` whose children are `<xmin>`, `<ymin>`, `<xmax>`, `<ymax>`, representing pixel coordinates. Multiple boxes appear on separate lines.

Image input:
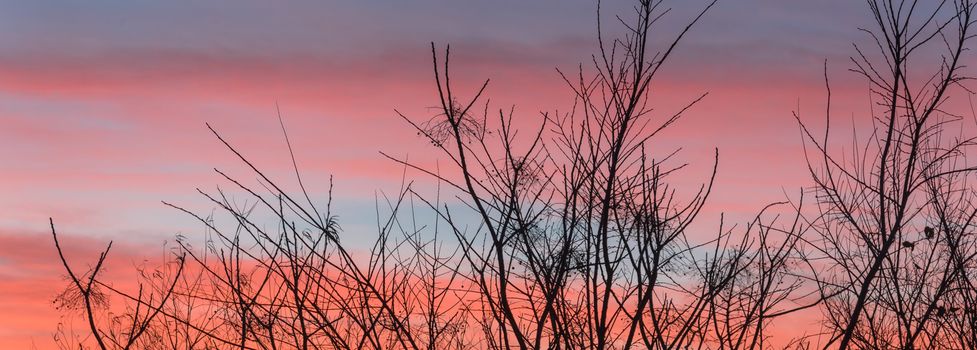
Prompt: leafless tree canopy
<box><xmin>795</xmin><ymin>1</ymin><xmax>977</xmax><ymax>349</ymax></box>
<box><xmin>49</xmin><ymin>0</ymin><xmax>977</xmax><ymax>349</ymax></box>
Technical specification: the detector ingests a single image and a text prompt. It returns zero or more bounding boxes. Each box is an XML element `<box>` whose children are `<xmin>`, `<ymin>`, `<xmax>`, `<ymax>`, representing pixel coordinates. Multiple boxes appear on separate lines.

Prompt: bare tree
<box><xmin>796</xmin><ymin>1</ymin><xmax>977</xmax><ymax>349</ymax></box>
<box><xmin>51</xmin><ymin>219</ymin><xmax>186</xmax><ymax>350</ymax></box>
<box><xmin>388</xmin><ymin>0</ymin><xmax>814</xmax><ymax>348</ymax></box>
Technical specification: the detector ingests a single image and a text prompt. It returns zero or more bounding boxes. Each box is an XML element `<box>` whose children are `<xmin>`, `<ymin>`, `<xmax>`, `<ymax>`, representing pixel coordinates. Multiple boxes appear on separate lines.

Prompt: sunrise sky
<box><xmin>0</xmin><ymin>0</ymin><xmax>903</xmax><ymax>347</ymax></box>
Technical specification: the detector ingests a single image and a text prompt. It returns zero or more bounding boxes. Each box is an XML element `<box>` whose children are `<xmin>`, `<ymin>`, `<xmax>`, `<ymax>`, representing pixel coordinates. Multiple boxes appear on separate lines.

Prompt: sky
<box><xmin>0</xmin><ymin>0</ymin><xmax>929</xmax><ymax>347</ymax></box>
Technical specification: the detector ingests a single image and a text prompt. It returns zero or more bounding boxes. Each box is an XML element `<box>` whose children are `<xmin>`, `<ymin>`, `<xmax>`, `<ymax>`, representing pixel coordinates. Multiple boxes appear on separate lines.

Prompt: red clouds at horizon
<box><xmin>0</xmin><ymin>227</ymin><xmax>169</xmax><ymax>349</ymax></box>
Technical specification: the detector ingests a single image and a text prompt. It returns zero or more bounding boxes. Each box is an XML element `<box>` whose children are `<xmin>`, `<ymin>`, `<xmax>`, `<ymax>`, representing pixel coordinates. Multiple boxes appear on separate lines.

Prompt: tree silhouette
<box><xmin>795</xmin><ymin>0</ymin><xmax>977</xmax><ymax>349</ymax></box>
<box><xmin>47</xmin><ymin>0</ymin><xmax>977</xmax><ymax>349</ymax></box>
